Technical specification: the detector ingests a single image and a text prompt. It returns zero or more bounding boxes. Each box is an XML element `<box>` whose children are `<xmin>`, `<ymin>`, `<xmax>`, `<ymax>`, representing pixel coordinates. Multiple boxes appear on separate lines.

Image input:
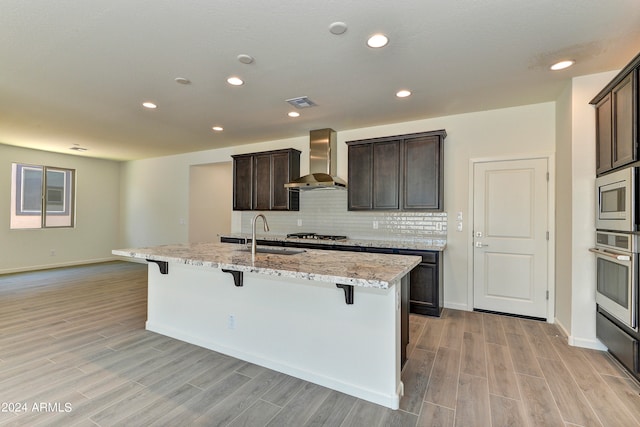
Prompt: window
<box><xmin>10</xmin><ymin>163</ymin><xmax>75</xmax><ymax>229</ymax></box>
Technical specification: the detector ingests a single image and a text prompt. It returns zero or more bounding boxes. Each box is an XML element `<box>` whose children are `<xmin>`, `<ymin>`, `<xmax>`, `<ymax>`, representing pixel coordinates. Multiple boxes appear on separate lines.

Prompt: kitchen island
<box><xmin>112</xmin><ymin>242</ymin><xmax>420</xmax><ymax>409</ymax></box>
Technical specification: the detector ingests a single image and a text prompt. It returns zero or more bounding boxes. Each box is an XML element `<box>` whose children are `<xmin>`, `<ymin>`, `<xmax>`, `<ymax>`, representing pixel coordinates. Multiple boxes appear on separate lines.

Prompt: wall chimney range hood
<box><xmin>285</xmin><ymin>128</ymin><xmax>347</xmax><ymax>190</ymax></box>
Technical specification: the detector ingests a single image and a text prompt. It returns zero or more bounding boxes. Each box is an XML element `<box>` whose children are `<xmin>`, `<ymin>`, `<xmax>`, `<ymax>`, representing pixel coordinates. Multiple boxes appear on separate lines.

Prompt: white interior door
<box><xmin>473</xmin><ymin>158</ymin><xmax>549</xmax><ymax>319</ymax></box>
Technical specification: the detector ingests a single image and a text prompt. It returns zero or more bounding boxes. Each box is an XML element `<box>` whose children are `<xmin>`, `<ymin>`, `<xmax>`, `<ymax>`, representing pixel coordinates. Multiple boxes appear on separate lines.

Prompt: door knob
<box><xmin>475</xmin><ymin>242</ymin><xmax>489</xmax><ymax>248</ymax></box>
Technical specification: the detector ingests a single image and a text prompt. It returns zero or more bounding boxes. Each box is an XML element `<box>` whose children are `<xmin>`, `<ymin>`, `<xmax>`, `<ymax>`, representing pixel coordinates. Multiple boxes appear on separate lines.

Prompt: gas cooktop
<box><xmin>286</xmin><ymin>232</ymin><xmax>348</xmax><ymax>241</ymax></box>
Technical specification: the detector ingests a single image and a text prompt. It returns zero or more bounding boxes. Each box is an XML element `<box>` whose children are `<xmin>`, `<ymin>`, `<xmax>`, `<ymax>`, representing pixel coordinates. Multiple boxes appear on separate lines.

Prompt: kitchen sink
<box><xmin>238</xmin><ymin>246</ymin><xmax>306</xmax><ymax>255</ymax></box>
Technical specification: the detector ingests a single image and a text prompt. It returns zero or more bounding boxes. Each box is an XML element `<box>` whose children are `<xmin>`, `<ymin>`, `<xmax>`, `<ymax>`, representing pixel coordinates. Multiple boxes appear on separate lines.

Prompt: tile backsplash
<box><xmin>240</xmin><ymin>190</ymin><xmax>447</xmax><ymax>245</ymax></box>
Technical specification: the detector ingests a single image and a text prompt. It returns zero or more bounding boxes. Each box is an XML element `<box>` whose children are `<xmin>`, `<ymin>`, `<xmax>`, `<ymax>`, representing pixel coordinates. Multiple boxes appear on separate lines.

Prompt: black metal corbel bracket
<box><xmin>222</xmin><ymin>269</ymin><xmax>244</xmax><ymax>287</ymax></box>
<box><xmin>336</xmin><ymin>284</ymin><xmax>354</xmax><ymax>305</ymax></box>
<box><xmin>147</xmin><ymin>259</ymin><xmax>168</xmax><ymax>274</ymax></box>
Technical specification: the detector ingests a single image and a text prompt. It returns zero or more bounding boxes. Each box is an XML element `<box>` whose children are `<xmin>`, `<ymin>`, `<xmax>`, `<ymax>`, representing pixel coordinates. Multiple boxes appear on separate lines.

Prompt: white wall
<box><xmin>189</xmin><ymin>162</ymin><xmax>233</xmax><ymax>243</ymax></box>
<box><xmin>567</xmin><ymin>71</ymin><xmax>619</xmax><ymax>349</ymax></box>
<box><xmin>118</xmin><ymin>138</ymin><xmax>308</xmax><ymax>248</ymax></box>
<box><xmin>555</xmin><ymin>80</ymin><xmax>574</xmax><ymax>332</ymax></box>
<box><xmin>0</xmin><ymin>144</ymin><xmax>121</xmax><ymax>273</ymax></box>
<box><xmin>553</xmin><ymin>70</ymin><xmax>618</xmax><ymax>348</ymax></box>
<box><xmin>119</xmin><ymin>102</ymin><xmax>555</xmax><ymax>312</ymax></box>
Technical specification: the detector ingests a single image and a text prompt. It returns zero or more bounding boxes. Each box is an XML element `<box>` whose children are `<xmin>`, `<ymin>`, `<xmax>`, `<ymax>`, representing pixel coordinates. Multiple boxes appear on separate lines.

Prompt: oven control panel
<box><xmin>596</xmin><ymin>231</ymin><xmax>638</xmax><ymax>253</ymax></box>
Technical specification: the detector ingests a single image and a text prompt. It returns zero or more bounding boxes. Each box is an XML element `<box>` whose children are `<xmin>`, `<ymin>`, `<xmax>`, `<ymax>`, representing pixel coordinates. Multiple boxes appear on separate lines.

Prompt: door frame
<box><xmin>467</xmin><ymin>153</ymin><xmax>556</xmax><ymax>323</ymax></box>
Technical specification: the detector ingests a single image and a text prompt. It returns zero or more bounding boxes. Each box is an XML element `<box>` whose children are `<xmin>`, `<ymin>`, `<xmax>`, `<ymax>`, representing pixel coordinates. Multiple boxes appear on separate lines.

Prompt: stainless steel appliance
<box><xmin>591</xmin><ymin>230</ymin><xmax>640</xmax><ymax>381</ymax></box>
<box><xmin>284</xmin><ymin>129</ymin><xmax>347</xmax><ymax>190</ymax></box>
<box><xmin>595</xmin><ymin>166</ymin><xmax>639</xmax><ymax>232</ymax></box>
<box><xmin>590</xmin><ymin>231</ymin><xmax>638</xmax><ymax>331</ymax></box>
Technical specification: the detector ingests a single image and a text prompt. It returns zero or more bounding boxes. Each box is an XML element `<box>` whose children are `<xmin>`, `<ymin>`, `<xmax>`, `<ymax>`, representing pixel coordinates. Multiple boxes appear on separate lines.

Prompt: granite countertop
<box><xmin>112</xmin><ymin>242</ymin><xmax>421</xmax><ymax>289</ymax></box>
<box><xmin>220</xmin><ymin>233</ymin><xmax>446</xmax><ymax>251</ymax></box>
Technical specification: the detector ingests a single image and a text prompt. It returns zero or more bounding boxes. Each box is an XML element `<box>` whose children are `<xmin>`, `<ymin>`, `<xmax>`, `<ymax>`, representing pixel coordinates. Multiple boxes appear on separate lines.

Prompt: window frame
<box><xmin>11</xmin><ymin>163</ymin><xmax>76</xmax><ymax>229</ymax></box>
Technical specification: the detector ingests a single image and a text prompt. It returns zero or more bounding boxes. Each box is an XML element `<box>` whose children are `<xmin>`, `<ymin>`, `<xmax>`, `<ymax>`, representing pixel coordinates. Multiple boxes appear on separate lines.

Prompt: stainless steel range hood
<box><xmin>284</xmin><ymin>128</ymin><xmax>347</xmax><ymax>190</ymax></box>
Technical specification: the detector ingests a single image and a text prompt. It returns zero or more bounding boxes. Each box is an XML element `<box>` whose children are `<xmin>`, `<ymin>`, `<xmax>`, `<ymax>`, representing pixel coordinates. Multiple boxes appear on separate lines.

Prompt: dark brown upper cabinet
<box><xmin>232</xmin><ymin>148</ymin><xmax>301</xmax><ymax>211</ymax></box>
<box><xmin>591</xmin><ymin>52</ymin><xmax>640</xmax><ymax>176</ymax></box>
<box><xmin>346</xmin><ymin>130</ymin><xmax>446</xmax><ymax>211</ymax></box>
<box><xmin>595</xmin><ymin>93</ymin><xmax>613</xmax><ymax>175</ymax></box>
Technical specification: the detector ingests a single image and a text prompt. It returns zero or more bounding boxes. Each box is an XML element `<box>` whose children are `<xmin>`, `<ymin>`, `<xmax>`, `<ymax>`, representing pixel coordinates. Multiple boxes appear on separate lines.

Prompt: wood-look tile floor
<box><xmin>1</xmin><ymin>262</ymin><xmax>639</xmax><ymax>426</ymax></box>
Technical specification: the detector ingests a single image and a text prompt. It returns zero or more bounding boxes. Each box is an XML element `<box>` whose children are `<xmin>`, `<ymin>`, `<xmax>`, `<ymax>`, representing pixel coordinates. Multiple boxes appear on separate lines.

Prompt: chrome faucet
<box><xmin>251</xmin><ymin>214</ymin><xmax>270</xmax><ymax>256</ymax></box>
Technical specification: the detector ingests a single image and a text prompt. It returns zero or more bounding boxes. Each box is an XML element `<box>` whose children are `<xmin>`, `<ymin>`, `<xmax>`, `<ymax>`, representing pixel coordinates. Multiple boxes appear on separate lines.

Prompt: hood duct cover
<box><xmin>284</xmin><ymin>128</ymin><xmax>347</xmax><ymax>190</ymax></box>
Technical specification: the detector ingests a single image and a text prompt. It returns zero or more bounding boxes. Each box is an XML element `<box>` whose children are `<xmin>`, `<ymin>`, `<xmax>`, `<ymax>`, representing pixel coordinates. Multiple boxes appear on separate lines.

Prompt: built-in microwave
<box><xmin>595</xmin><ymin>166</ymin><xmax>639</xmax><ymax>232</ymax></box>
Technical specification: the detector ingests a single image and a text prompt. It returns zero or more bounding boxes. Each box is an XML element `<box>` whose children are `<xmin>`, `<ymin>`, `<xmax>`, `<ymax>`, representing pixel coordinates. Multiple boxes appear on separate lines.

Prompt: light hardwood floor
<box><xmin>1</xmin><ymin>262</ymin><xmax>639</xmax><ymax>426</ymax></box>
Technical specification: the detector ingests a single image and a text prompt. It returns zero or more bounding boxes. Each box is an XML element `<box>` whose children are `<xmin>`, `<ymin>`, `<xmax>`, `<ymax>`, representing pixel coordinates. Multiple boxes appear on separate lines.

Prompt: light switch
<box><xmin>457</xmin><ymin>222</ymin><xmax>463</xmax><ymax>232</ymax></box>
<box><xmin>457</xmin><ymin>211</ymin><xmax>463</xmax><ymax>221</ymax></box>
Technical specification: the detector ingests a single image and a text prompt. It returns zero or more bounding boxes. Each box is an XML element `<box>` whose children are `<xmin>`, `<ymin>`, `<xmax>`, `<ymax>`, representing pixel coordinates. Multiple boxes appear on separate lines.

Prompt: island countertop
<box><xmin>112</xmin><ymin>241</ymin><xmax>421</xmax><ymax>289</ymax></box>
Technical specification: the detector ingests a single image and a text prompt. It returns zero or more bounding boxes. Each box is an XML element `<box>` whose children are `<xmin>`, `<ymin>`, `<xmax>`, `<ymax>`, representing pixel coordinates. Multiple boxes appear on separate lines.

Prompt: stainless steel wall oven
<box><xmin>592</xmin><ymin>168</ymin><xmax>640</xmax><ymax>380</ymax></box>
<box><xmin>591</xmin><ymin>231</ymin><xmax>638</xmax><ymax>332</ymax></box>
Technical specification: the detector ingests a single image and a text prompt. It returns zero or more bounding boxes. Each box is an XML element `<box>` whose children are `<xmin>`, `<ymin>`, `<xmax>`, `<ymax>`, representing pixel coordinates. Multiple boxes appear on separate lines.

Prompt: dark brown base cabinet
<box><xmin>232</xmin><ymin>148</ymin><xmax>301</xmax><ymax>211</ymax></box>
<box><xmin>399</xmin><ymin>250</ymin><xmax>443</xmax><ymax>317</ymax></box>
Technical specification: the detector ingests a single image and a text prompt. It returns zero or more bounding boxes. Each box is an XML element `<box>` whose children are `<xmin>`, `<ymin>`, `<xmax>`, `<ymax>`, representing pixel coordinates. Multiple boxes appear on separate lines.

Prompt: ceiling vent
<box><xmin>285</xmin><ymin>96</ymin><xmax>317</xmax><ymax>109</ymax></box>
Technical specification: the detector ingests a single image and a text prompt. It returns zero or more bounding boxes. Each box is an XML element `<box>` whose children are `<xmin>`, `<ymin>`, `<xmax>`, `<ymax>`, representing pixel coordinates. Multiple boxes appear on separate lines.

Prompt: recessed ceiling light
<box><xmin>212</xmin><ymin>126</ymin><xmax>224</xmax><ymax>132</ymax></box>
<box><xmin>396</xmin><ymin>90</ymin><xmax>412</xmax><ymax>98</ymax></box>
<box><xmin>367</xmin><ymin>33</ymin><xmax>389</xmax><ymax>48</ymax></box>
<box><xmin>227</xmin><ymin>76</ymin><xmax>244</xmax><ymax>86</ymax></box>
<box><xmin>175</xmin><ymin>77</ymin><xmax>191</xmax><ymax>85</ymax></box>
<box><xmin>142</xmin><ymin>102</ymin><xmax>157</xmax><ymax>109</ymax></box>
<box><xmin>550</xmin><ymin>60</ymin><xmax>575</xmax><ymax>71</ymax></box>
<box><xmin>288</xmin><ymin>111</ymin><xmax>300</xmax><ymax>118</ymax></box>
<box><xmin>329</xmin><ymin>22</ymin><xmax>348</xmax><ymax>35</ymax></box>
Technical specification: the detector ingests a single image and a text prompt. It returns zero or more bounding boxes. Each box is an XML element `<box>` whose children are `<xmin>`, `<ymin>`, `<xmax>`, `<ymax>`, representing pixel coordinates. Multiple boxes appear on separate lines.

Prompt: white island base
<box><xmin>145</xmin><ymin>262</ymin><xmax>404</xmax><ymax>409</ymax></box>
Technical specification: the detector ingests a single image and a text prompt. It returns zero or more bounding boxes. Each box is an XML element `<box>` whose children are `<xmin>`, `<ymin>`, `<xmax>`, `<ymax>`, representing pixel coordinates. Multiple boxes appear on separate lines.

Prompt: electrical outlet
<box><xmin>227</xmin><ymin>314</ymin><xmax>235</xmax><ymax>330</ymax></box>
<box><xmin>297</xmin><ymin>219</ymin><xmax>302</xmax><ymax>226</ymax></box>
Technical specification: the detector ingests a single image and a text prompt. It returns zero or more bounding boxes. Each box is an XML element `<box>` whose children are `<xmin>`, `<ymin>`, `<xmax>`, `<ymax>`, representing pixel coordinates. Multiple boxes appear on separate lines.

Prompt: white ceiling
<box><xmin>1</xmin><ymin>0</ymin><xmax>640</xmax><ymax>161</ymax></box>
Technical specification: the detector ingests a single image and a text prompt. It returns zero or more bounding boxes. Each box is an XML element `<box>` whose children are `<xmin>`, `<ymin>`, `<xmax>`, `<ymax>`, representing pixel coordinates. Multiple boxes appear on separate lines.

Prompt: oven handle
<box><xmin>589</xmin><ymin>247</ymin><xmax>631</xmax><ymax>261</ymax></box>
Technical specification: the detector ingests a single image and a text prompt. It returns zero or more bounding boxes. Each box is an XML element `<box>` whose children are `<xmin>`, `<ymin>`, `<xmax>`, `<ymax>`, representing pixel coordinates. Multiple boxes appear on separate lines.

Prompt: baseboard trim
<box><xmin>443</xmin><ymin>302</ymin><xmax>469</xmax><ymax>311</ymax></box>
<box><xmin>0</xmin><ymin>256</ymin><xmax>120</xmax><ymax>275</ymax></box>
<box><xmin>568</xmin><ymin>335</ymin><xmax>607</xmax><ymax>351</ymax></box>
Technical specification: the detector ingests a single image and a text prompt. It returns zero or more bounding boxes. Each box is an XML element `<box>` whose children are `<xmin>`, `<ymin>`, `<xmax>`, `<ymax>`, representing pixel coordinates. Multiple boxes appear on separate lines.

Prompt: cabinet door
<box><xmin>253</xmin><ymin>154</ymin><xmax>272</xmax><ymax>210</ymax></box>
<box><xmin>271</xmin><ymin>152</ymin><xmax>291</xmax><ymax>210</ymax></box>
<box><xmin>612</xmin><ymin>71</ymin><xmax>637</xmax><ymax>169</ymax></box>
<box><xmin>403</xmin><ymin>135</ymin><xmax>442</xmax><ymax>210</ymax></box>
<box><xmin>372</xmin><ymin>141</ymin><xmax>400</xmax><ymax>209</ymax></box>
<box><xmin>232</xmin><ymin>155</ymin><xmax>253</xmax><ymax>210</ymax></box>
<box><xmin>348</xmin><ymin>144</ymin><xmax>373</xmax><ymax>210</ymax></box>
<box><xmin>409</xmin><ymin>263</ymin><xmax>439</xmax><ymax>315</ymax></box>
<box><xmin>596</xmin><ymin>93</ymin><xmax>613</xmax><ymax>175</ymax></box>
